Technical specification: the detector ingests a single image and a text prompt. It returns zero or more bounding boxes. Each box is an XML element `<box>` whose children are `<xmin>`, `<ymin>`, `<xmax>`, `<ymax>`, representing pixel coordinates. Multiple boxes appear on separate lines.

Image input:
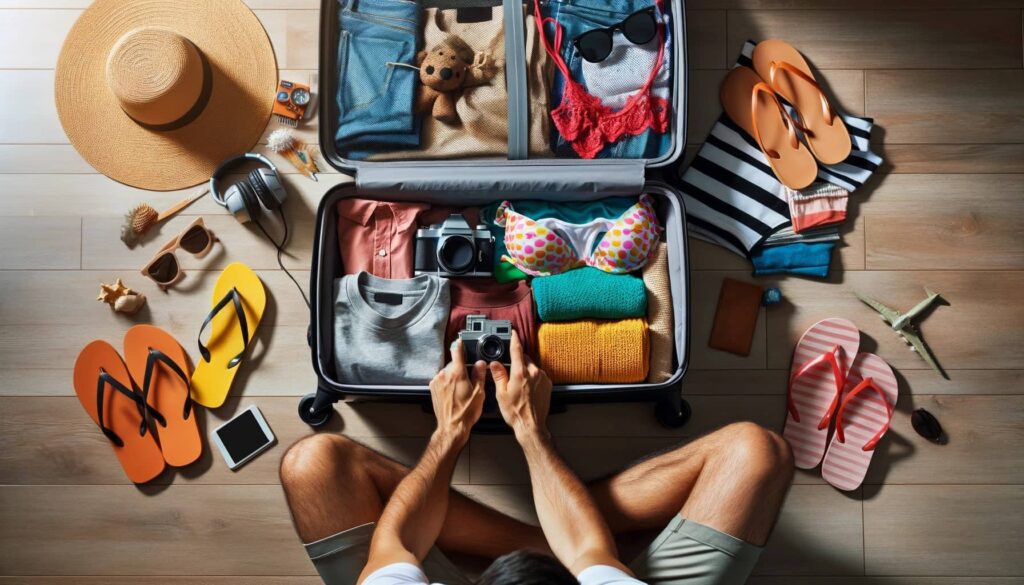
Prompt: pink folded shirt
<box><xmin>337</xmin><ymin>200</ymin><xmax>483</xmax><ymax>279</ymax></box>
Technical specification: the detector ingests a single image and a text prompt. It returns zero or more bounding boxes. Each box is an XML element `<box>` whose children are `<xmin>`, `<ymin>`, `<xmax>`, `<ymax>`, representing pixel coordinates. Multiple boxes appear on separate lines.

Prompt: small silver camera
<box><xmin>458</xmin><ymin>315</ymin><xmax>513</xmax><ymax>365</ymax></box>
<box><xmin>414</xmin><ymin>214</ymin><xmax>494</xmax><ymax>278</ymax></box>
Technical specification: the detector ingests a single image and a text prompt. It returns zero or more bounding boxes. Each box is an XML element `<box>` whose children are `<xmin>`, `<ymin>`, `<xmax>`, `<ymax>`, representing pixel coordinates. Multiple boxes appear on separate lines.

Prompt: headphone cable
<box><xmin>252</xmin><ymin>207</ymin><xmax>311</xmax><ymax>309</ymax></box>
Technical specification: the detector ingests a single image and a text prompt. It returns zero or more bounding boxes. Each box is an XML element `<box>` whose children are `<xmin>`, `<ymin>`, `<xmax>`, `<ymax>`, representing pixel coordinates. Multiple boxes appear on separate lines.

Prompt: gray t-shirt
<box><xmin>334</xmin><ymin>272</ymin><xmax>450</xmax><ymax>385</ymax></box>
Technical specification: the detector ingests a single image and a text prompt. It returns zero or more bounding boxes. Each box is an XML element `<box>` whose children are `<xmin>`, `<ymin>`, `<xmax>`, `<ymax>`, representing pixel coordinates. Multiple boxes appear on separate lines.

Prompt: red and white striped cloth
<box><xmin>821</xmin><ymin>353</ymin><xmax>898</xmax><ymax>491</ymax></box>
<box><xmin>783</xmin><ymin>318</ymin><xmax>860</xmax><ymax>469</ymax></box>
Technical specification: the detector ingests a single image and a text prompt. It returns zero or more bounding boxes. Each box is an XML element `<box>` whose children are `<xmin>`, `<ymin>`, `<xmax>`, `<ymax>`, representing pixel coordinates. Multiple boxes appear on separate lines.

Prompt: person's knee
<box><xmin>718</xmin><ymin>422</ymin><xmax>794</xmax><ymax>489</ymax></box>
<box><xmin>279</xmin><ymin>433</ymin><xmax>360</xmax><ymax>488</ymax></box>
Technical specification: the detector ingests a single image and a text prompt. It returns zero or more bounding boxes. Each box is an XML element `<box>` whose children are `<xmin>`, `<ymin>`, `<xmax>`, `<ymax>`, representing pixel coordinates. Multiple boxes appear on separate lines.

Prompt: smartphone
<box><xmin>212</xmin><ymin>405</ymin><xmax>277</xmax><ymax>470</ymax></box>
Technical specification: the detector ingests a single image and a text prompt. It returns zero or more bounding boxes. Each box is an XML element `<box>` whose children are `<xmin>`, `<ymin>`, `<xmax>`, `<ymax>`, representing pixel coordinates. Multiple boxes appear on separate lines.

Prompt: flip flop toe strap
<box><xmin>768</xmin><ymin>60</ymin><xmax>836</xmax><ymax>127</ymax></box>
<box><xmin>140</xmin><ymin>348</ymin><xmax>192</xmax><ymax>424</ymax></box>
<box><xmin>198</xmin><ymin>287</ymin><xmax>250</xmax><ymax>369</ymax></box>
<box><xmin>787</xmin><ymin>345</ymin><xmax>844</xmax><ymax>429</ymax></box>
<box><xmin>95</xmin><ymin>369</ymin><xmax>164</xmax><ymax>447</ymax></box>
<box><xmin>835</xmin><ymin>377</ymin><xmax>894</xmax><ymax>451</ymax></box>
<box><xmin>750</xmin><ymin>81</ymin><xmax>802</xmax><ymax>159</ymax></box>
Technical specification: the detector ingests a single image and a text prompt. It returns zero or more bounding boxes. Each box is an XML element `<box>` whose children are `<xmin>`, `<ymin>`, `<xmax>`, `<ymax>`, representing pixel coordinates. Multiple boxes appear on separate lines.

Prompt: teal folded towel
<box><xmin>532</xmin><ymin>267</ymin><xmax>647</xmax><ymax>322</ymax></box>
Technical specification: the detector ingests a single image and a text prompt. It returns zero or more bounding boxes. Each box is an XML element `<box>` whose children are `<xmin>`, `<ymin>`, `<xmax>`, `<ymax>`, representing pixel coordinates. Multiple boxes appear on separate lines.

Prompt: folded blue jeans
<box><xmin>336</xmin><ymin>0</ymin><xmax>421</xmax><ymax>157</ymax></box>
<box><xmin>542</xmin><ymin>0</ymin><xmax>672</xmax><ymax>159</ymax></box>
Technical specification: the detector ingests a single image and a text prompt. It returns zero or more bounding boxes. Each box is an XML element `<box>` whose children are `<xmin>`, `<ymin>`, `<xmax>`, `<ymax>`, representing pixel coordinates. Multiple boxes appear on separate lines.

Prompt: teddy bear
<box><xmin>415</xmin><ymin>35</ymin><xmax>500</xmax><ymax>125</ymax></box>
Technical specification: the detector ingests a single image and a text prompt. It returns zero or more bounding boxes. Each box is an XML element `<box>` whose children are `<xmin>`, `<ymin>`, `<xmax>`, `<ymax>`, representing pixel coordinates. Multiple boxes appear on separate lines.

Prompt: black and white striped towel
<box><xmin>674</xmin><ymin>41</ymin><xmax>882</xmax><ymax>258</ymax></box>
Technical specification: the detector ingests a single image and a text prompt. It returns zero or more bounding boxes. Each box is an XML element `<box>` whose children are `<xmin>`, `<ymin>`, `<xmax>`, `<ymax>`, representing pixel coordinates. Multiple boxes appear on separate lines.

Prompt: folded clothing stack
<box><xmin>538</xmin><ymin>319</ymin><xmax>649</xmax><ymax>384</ymax></box>
<box><xmin>480</xmin><ymin>197</ymin><xmax>639</xmax><ymax>282</ymax></box>
<box><xmin>532</xmin><ymin>267</ymin><xmax>646</xmax><ymax>322</ymax></box>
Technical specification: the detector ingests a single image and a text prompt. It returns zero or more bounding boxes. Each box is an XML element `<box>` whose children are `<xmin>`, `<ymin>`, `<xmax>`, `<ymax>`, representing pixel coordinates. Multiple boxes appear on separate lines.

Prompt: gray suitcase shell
<box><xmin>302</xmin><ymin>0</ymin><xmax>692</xmax><ymax>429</ymax></box>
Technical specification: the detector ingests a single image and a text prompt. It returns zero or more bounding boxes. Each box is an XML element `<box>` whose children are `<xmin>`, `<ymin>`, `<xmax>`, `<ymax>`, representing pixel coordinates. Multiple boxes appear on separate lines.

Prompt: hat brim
<box><xmin>55</xmin><ymin>0</ymin><xmax>278</xmax><ymax>191</ymax></box>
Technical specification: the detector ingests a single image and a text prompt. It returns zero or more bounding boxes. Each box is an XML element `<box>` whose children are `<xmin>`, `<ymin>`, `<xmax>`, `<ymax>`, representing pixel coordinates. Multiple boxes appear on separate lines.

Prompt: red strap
<box><xmin>787</xmin><ymin>344</ymin><xmax>844</xmax><ymax>429</ymax></box>
<box><xmin>533</xmin><ymin>0</ymin><xmax>666</xmax><ymax>94</ymax></box>
<box><xmin>834</xmin><ymin>377</ymin><xmax>894</xmax><ymax>451</ymax></box>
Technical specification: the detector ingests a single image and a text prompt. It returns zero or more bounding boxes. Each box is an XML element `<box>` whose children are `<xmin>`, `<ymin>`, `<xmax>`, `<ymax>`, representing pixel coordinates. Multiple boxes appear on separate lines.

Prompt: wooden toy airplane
<box><xmin>855</xmin><ymin>288</ymin><xmax>948</xmax><ymax>379</ymax></box>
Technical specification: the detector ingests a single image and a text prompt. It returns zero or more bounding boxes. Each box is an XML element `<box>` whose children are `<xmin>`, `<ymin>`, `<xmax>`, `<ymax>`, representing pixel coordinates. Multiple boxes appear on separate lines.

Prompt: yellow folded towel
<box><xmin>538</xmin><ymin>319</ymin><xmax>649</xmax><ymax>384</ymax></box>
<box><xmin>643</xmin><ymin>243</ymin><xmax>675</xmax><ymax>383</ymax></box>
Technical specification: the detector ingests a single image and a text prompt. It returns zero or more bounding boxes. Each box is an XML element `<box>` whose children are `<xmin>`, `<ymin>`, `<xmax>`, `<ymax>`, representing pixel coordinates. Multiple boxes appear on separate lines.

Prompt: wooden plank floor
<box><xmin>1</xmin><ymin>1</ymin><xmax>1022</xmax><ymax>582</ymax></box>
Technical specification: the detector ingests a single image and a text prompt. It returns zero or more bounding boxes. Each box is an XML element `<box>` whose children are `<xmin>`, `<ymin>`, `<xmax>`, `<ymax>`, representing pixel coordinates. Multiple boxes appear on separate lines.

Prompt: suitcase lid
<box><xmin>317</xmin><ymin>0</ymin><xmax>688</xmax><ymax>190</ymax></box>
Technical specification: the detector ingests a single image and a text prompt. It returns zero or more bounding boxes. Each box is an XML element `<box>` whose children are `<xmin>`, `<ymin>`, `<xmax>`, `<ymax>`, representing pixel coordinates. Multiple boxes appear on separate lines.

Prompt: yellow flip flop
<box><xmin>190</xmin><ymin>262</ymin><xmax>266</xmax><ymax>408</ymax></box>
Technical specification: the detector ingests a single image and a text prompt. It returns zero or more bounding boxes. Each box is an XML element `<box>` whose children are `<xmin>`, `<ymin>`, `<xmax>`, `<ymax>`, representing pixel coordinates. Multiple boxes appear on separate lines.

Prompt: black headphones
<box><xmin>210</xmin><ymin>153</ymin><xmax>288</xmax><ymax>224</ymax></box>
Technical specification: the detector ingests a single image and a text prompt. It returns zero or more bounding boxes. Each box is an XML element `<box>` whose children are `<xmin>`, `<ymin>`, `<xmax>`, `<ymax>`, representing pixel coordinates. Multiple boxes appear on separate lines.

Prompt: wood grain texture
<box><xmin>0</xmin><ymin>216</ymin><xmax>80</xmax><ymax>269</ymax></box>
<box><xmin>0</xmin><ymin>485</ymin><xmax>316</xmax><ymax>576</ymax></box>
<box><xmin>862</xmin><ymin>174</ymin><xmax>1024</xmax><ymax>270</ymax></box>
<box><xmin>754</xmin><ymin>485</ymin><xmax>864</xmax><ymax>576</ymax></box>
<box><xmin>866</xmin><ymin>70</ymin><xmax>1024</xmax><ymax>144</ymax></box>
<box><xmin>728</xmin><ymin>10</ymin><xmax>1023</xmax><ymax>69</ymax></box>
<box><xmin>863</xmin><ymin>485</ymin><xmax>1024</xmax><ymax>576</ymax></box>
<box><xmin>0</xmin><ymin>397</ymin><xmax>468</xmax><ymax>486</ymax></box>
<box><xmin>765</xmin><ymin>271</ymin><xmax>1024</xmax><ymax>370</ymax></box>
<box><xmin>882</xmin><ymin>144</ymin><xmax>1024</xmax><ymax>174</ymax></box>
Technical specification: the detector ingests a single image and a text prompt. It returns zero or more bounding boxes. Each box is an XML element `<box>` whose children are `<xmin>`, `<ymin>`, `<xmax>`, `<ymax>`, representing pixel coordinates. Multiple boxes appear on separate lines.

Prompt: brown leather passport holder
<box><xmin>709</xmin><ymin>278</ymin><xmax>764</xmax><ymax>356</ymax></box>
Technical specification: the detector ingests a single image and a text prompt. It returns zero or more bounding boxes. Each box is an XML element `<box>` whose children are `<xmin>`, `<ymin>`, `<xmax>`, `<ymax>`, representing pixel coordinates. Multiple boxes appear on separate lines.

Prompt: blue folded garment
<box><xmin>751</xmin><ymin>242</ymin><xmax>835</xmax><ymax>278</ymax></box>
<box><xmin>532</xmin><ymin>267</ymin><xmax>647</xmax><ymax>322</ymax></box>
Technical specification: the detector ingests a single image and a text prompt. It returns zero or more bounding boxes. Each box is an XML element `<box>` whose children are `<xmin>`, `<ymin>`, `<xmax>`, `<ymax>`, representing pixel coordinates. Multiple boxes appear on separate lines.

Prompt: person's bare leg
<box><xmin>588</xmin><ymin>422</ymin><xmax>794</xmax><ymax>546</ymax></box>
<box><xmin>279</xmin><ymin>433</ymin><xmax>548</xmax><ymax>558</ymax></box>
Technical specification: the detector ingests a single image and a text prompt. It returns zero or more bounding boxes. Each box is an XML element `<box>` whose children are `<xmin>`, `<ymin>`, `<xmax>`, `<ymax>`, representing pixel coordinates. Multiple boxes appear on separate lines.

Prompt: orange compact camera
<box><xmin>273</xmin><ymin>80</ymin><xmax>312</xmax><ymax>126</ymax></box>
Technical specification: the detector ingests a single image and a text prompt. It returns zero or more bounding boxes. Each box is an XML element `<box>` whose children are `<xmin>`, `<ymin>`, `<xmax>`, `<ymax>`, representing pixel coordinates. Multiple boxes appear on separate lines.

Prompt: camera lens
<box><xmin>478</xmin><ymin>335</ymin><xmax>504</xmax><ymax>362</ymax></box>
<box><xmin>438</xmin><ymin>236</ymin><xmax>475</xmax><ymax>274</ymax></box>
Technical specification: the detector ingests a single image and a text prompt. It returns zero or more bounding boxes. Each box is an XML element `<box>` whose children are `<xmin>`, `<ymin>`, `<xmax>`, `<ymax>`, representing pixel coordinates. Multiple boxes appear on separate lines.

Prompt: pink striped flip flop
<box><xmin>783</xmin><ymin>318</ymin><xmax>860</xmax><ymax>469</ymax></box>
<box><xmin>821</xmin><ymin>353</ymin><xmax>898</xmax><ymax>491</ymax></box>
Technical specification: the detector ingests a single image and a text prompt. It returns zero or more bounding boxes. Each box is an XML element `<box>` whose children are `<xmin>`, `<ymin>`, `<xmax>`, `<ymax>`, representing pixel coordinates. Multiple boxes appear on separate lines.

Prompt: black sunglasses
<box><xmin>573</xmin><ymin>8</ymin><xmax>659</xmax><ymax>64</ymax></box>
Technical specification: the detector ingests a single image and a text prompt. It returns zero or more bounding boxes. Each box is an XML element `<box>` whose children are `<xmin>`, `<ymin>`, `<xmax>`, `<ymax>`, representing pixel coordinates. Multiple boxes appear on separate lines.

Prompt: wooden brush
<box><xmin>120</xmin><ymin>189</ymin><xmax>208</xmax><ymax>247</ymax></box>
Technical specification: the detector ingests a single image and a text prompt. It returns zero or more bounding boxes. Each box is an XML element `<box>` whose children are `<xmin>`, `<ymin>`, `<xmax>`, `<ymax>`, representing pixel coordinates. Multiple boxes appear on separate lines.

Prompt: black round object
<box><xmin>479</xmin><ymin>335</ymin><xmax>504</xmax><ymax>362</ymax></box>
<box><xmin>146</xmin><ymin>252</ymin><xmax>179</xmax><ymax>284</ymax></box>
<box><xmin>622</xmin><ymin>9</ymin><xmax>658</xmax><ymax>45</ymax></box>
<box><xmin>298</xmin><ymin>393</ymin><xmax>332</xmax><ymax>427</ymax></box>
<box><xmin>911</xmin><ymin>408</ymin><xmax>943</xmax><ymax>442</ymax></box>
<box><xmin>576</xmin><ymin>30</ymin><xmax>613</xmax><ymax>63</ymax></box>
<box><xmin>179</xmin><ymin>224</ymin><xmax>210</xmax><ymax>254</ymax></box>
<box><xmin>655</xmin><ymin>396</ymin><xmax>691</xmax><ymax>429</ymax></box>
<box><xmin>438</xmin><ymin>236</ymin><xmax>475</xmax><ymax>274</ymax></box>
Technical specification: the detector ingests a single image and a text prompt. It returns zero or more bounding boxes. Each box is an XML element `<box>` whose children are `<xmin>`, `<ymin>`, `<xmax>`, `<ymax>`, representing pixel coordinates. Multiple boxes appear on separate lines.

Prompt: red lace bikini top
<box><xmin>534</xmin><ymin>0</ymin><xmax>670</xmax><ymax>159</ymax></box>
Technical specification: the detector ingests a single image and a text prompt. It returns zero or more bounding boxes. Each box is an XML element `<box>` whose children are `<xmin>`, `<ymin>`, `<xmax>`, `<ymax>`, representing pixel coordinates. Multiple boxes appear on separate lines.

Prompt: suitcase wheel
<box><xmin>655</xmin><ymin>391</ymin><xmax>691</xmax><ymax>429</ymax></box>
<box><xmin>298</xmin><ymin>392</ymin><xmax>334</xmax><ymax>427</ymax></box>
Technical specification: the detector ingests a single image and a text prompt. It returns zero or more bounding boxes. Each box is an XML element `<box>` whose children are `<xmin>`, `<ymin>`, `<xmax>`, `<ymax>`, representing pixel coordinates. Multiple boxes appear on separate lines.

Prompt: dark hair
<box><xmin>475</xmin><ymin>550</ymin><xmax>577</xmax><ymax>585</ymax></box>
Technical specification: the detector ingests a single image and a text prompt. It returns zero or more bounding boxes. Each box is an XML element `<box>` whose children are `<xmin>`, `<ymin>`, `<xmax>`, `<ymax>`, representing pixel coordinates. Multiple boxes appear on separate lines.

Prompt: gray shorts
<box><xmin>305</xmin><ymin>515</ymin><xmax>762</xmax><ymax>585</ymax></box>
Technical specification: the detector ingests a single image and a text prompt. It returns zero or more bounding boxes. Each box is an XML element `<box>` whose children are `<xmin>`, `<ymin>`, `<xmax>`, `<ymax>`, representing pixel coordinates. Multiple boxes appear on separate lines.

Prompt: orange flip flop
<box><xmin>721</xmin><ymin>66</ymin><xmax>818</xmax><ymax>190</ymax></box>
<box><xmin>73</xmin><ymin>340</ymin><xmax>166</xmax><ymax>483</ymax></box>
<box><xmin>752</xmin><ymin>40</ymin><xmax>851</xmax><ymax>165</ymax></box>
<box><xmin>123</xmin><ymin>325</ymin><xmax>202</xmax><ymax>467</ymax></box>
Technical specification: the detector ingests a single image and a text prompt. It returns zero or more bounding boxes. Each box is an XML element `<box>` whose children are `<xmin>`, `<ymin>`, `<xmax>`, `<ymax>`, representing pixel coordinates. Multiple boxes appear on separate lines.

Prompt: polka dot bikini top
<box><xmin>495</xmin><ymin>195</ymin><xmax>661</xmax><ymax>277</ymax></box>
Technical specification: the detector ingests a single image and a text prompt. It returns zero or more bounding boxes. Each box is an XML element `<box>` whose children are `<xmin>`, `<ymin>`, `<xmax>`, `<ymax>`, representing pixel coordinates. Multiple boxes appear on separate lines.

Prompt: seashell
<box><xmin>113</xmin><ymin>292</ymin><xmax>147</xmax><ymax>315</ymax></box>
<box><xmin>120</xmin><ymin>204</ymin><xmax>158</xmax><ymax>246</ymax></box>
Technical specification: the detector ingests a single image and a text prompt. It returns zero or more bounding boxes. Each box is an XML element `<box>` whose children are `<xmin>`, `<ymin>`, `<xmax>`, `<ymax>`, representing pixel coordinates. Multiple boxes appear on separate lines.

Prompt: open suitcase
<box><xmin>300</xmin><ymin>0</ymin><xmax>693</xmax><ymax>430</ymax></box>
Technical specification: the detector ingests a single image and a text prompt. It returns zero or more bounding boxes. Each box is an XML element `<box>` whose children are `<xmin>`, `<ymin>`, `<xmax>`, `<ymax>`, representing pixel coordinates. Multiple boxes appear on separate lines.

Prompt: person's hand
<box><xmin>490</xmin><ymin>331</ymin><xmax>552</xmax><ymax>441</ymax></box>
<box><xmin>429</xmin><ymin>340</ymin><xmax>487</xmax><ymax>446</ymax></box>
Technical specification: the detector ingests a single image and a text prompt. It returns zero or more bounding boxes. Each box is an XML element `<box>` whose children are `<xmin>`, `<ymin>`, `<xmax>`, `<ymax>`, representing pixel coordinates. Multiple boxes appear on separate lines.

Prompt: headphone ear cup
<box><xmin>235</xmin><ymin>180</ymin><xmax>260</xmax><ymax>222</ymax></box>
<box><xmin>249</xmin><ymin>168</ymin><xmax>280</xmax><ymax>212</ymax></box>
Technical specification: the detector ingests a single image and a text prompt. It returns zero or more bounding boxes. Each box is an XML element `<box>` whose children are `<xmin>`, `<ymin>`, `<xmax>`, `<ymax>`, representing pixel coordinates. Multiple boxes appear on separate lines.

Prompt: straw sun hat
<box><xmin>55</xmin><ymin>0</ymin><xmax>278</xmax><ymax>191</ymax></box>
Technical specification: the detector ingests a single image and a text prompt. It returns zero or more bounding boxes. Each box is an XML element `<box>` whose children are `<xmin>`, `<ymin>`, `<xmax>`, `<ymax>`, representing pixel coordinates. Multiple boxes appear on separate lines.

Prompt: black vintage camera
<box><xmin>414</xmin><ymin>214</ymin><xmax>494</xmax><ymax>277</ymax></box>
<box><xmin>458</xmin><ymin>315</ymin><xmax>513</xmax><ymax>366</ymax></box>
